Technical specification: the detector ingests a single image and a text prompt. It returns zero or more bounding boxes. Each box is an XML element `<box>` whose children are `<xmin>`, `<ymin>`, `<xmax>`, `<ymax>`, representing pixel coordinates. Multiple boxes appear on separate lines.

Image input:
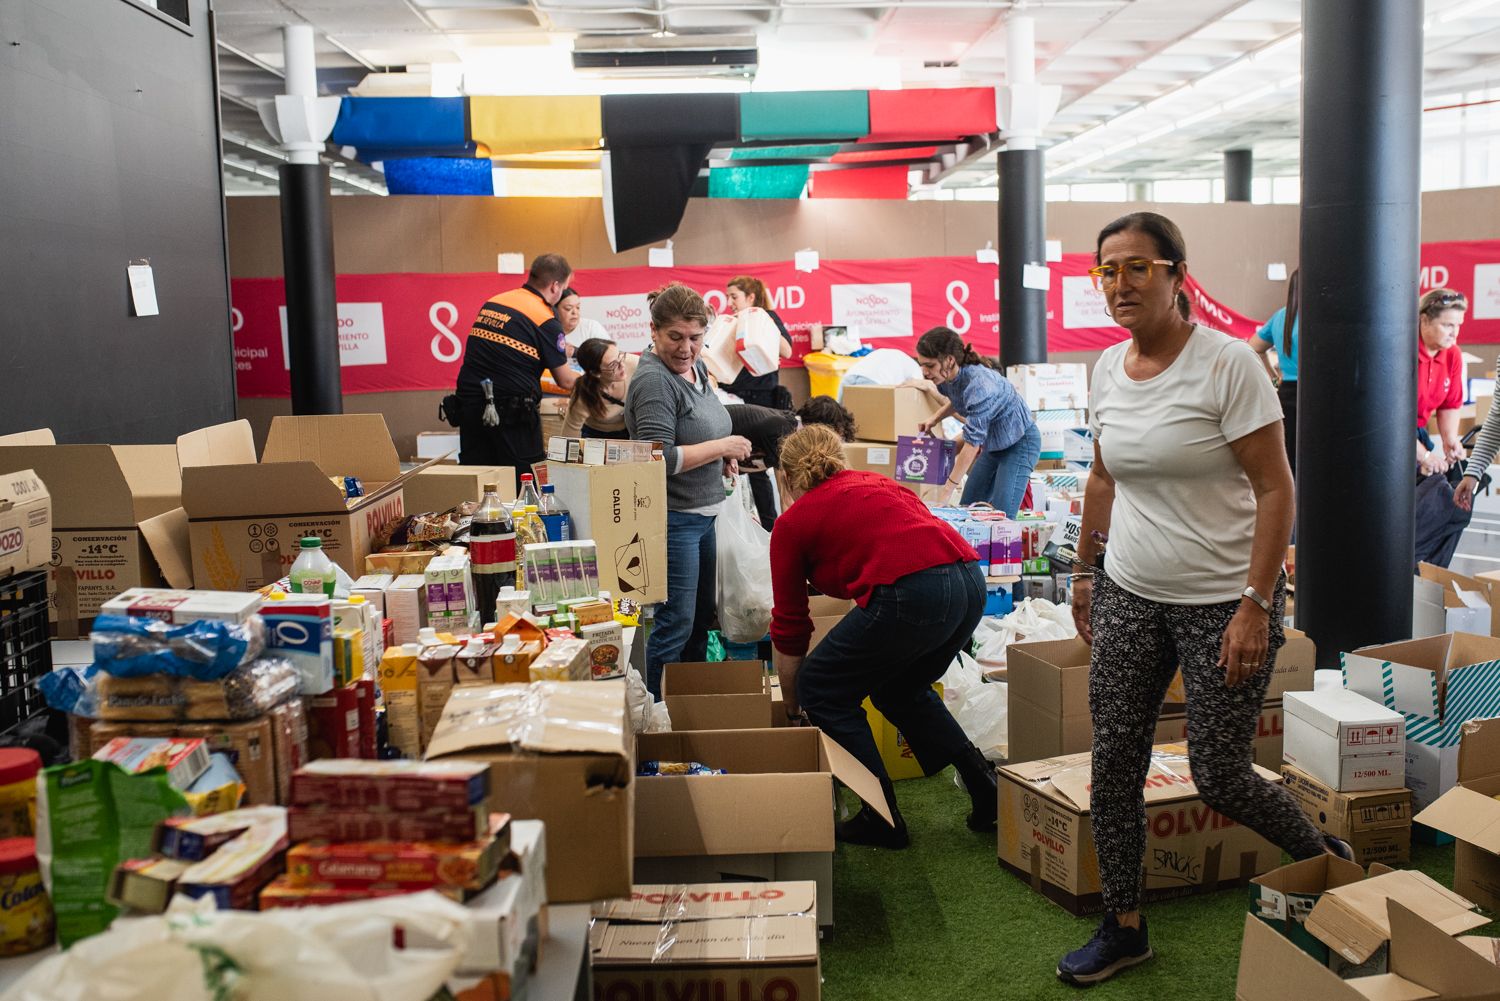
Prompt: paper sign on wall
<box><xmin>128</xmin><ymin>264</ymin><xmax>159</xmax><ymax>317</ymax></box>
<box><xmin>498</xmin><ymin>253</ymin><xmax>525</xmax><ymax>275</ymax></box>
<box><xmin>648</xmin><ymin>243</ymin><xmax>675</xmax><ymax>269</ymax></box>
<box><xmin>1267</xmin><ymin>262</ymin><xmax>1288</xmax><ymax>281</ymax></box>
<box><xmin>279</xmin><ymin>303</ymin><xmax>388</xmax><ymax>368</ymax></box>
<box><xmin>1023</xmin><ymin>263</ymin><xmax>1052</xmax><ymax>291</ymax></box>
<box><xmin>794</xmin><ymin>249</ymin><xmax>820</xmax><ymax>273</ymax></box>
<box><xmin>1046</xmin><ymin>240</ymin><xmax>1063</xmax><ymax>263</ymax></box>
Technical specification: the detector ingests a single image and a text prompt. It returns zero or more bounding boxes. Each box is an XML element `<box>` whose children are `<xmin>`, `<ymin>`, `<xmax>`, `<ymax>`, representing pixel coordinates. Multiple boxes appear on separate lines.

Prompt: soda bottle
<box><xmin>469</xmin><ymin>482</ymin><xmax>516</xmax><ymax>624</ymax></box>
<box><xmin>514</xmin><ymin>504</ymin><xmax>546</xmax><ymax>590</ymax></box>
<box><xmin>512</xmin><ymin>474</ymin><xmax>543</xmax><ymax>522</ymax></box>
<box><xmin>288</xmin><ymin>537</ymin><xmax>336</xmax><ymax>596</ymax></box>
<box><xmin>539</xmin><ymin>484</ymin><xmax>572</xmax><ymax>542</ymax></box>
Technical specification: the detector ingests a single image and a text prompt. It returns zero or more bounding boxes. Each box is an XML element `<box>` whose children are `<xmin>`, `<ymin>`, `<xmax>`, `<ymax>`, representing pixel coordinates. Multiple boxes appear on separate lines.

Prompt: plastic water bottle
<box><xmin>469</xmin><ymin>482</ymin><xmax>516</xmax><ymax>625</ymax></box>
<box><xmin>539</xmin><ymin>484</ymin><xmax>572</xmax><ymax>542</ymax></box>
<box><xmin>512</xmin><ymin>474</ymin><xmax>543</xmax><ymax>522</ymax></box>
<box><xmin>288</xmin><ymin>537</ymin><xmax>336</xmax><ymax>596</ymax></box>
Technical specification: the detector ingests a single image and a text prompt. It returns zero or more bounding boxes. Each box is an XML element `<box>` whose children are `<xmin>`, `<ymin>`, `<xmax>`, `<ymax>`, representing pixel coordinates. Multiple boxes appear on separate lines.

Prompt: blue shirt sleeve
<box><xmin>1255</xmin><ymin>308</ymin><xmax>1283</xmax><ymax>346</ymax></box>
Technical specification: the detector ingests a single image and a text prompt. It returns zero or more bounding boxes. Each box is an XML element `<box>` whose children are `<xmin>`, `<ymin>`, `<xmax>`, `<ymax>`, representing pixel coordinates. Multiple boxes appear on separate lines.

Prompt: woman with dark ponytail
<box><xmin>563</xmin><ymin>338</ymin><xmax>637</xmax><ymax>440</ymax></box>
<box><xmin>913</xmin><ymin>328</ymin><xmax>1040</xmax><ymax>516</ymax></box>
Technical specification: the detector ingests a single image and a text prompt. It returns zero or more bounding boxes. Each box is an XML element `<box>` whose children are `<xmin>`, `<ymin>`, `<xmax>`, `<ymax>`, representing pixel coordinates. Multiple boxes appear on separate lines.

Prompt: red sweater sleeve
<box><xmin>769</xmin><ymin>512</ymin><xmax>813</xmax><ymax>657</ymax></box>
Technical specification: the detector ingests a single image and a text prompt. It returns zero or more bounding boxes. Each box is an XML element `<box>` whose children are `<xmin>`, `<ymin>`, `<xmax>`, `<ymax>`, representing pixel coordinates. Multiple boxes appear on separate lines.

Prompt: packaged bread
<box><xmin>96</xmin><ymin>656</ymin><xmax>299</xmax><ymax>722</ymax></box>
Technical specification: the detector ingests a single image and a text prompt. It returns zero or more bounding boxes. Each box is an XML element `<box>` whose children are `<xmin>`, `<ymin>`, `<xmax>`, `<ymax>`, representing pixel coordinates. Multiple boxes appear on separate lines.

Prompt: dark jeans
<box><xmin>960</xmin><ymin>425</ymin><xmax>1042</xmax><ymax>517</ymax></box>
<box><xmin>798</xmin><ymin>561</ymin><xmax>985</xmax><ymax>789</ymax></box>
<box><xmin>1278</xmin><ymin>379</ymin><xmax>1297</xmax><ymax>475</ymax></box>
<box><xmin>646</xmin><ymin>511</ymin><xmax>718</xmax><ymax>697</ymax></box>
<box><xmin>459</xmin><ymin>403</ymin><xmax>541</xmax><ymax>491</ymax></box>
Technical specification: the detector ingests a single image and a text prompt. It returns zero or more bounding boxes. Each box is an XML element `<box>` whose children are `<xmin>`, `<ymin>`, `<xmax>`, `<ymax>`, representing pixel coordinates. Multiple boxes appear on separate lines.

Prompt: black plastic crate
<box><xmin>0</xmin><ymin>570</ymin><xmax>51</xmax><ymax>734</ymax></box>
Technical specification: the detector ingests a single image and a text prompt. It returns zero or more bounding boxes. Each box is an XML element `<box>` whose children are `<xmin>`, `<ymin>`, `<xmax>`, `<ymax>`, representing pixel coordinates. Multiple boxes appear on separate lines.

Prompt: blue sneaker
<box><xmin>1057</xmin><ymin>913</ymin><xmax>1153</xmax><ymax>986</ymax></box>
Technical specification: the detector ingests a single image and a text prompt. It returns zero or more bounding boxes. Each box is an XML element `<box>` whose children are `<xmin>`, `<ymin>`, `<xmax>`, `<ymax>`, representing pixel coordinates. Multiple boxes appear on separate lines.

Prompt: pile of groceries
<box><xmin>7</xmin><ymin>471</ymin><xmax>631</xmax><ymax>978</ymax></box>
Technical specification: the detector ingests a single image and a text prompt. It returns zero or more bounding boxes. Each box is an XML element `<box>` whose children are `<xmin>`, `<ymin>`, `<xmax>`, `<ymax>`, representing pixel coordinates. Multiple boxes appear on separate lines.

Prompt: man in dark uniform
<box><xmin>455</xmin><ymin>254</ymin><xmax>578</xmax><ymax>485</ymax></box>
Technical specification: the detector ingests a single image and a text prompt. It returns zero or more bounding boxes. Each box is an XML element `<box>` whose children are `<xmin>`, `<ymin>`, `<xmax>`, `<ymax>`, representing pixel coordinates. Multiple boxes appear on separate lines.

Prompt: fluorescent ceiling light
<box><xmin>1223</xmin><ymin>83</ymin><xmax>1277</xmax><ymax>111</ymax></box>
<box><xmin>1440</xmin><ymin>0</ymin><xmax>1500</xmax><ymax>23</ymax></box>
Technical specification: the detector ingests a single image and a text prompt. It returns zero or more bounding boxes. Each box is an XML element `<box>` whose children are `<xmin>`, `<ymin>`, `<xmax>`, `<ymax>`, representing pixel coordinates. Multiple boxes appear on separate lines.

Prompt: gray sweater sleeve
<box><xmin>1466</xmin><ymin>406</ymin><xmax>1500</xmax><ymax>481</ymax></box>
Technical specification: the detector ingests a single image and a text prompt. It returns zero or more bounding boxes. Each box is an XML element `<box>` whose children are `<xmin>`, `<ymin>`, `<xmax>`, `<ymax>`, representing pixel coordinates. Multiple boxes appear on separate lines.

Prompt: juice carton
<box><xmin>262</xmin><ymin>594</ymin><xmax>335</xmax><ymax>695</ymax></box>
<box><xmin>377</xmin><ymin>645</ymin><xmax>421</xmax><ymax>760</ymax></box>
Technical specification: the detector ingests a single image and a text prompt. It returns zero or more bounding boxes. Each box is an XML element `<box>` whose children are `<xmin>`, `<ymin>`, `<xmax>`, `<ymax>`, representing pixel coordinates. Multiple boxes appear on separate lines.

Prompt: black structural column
<box><xmin>279</xmin><ymin>162</ymin><xmax>343</xmax><ymax>415</ymax></box>
<box><xmin>998</xmin><ymin>148</ymin><xmax>1047</xmax><ymax>366</ymax></box>
<box><xmin>1224</xmin><ymin>148</ymin><xmax>1253</xmax><ymax>202</ymax></box>
<box><xmin>1298</xmin><ymin>0</ymin><xmax>1422</xmax><ymax>664</ymax></box>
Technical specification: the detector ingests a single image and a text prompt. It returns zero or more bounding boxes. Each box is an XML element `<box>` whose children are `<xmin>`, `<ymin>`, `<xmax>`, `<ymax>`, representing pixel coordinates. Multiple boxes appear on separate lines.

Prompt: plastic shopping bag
<box><xmin>715</xmin><ymin>483</ymin><xmax>775</xmax><ymax>643</ymax></box>
<box><xmin>2</xmin><ymin>891</ymin><xmax>470</xmax><ymax>1001</ymax></box>
<box><xmin>952</xmin><ymin>680</ymin><xmax>1008</xmax><ymax>762</ymax></box>
<box><xmin>973</xmin><ymin>598</ymin><xmax>1076</xmax><ymax>669</ymax></box>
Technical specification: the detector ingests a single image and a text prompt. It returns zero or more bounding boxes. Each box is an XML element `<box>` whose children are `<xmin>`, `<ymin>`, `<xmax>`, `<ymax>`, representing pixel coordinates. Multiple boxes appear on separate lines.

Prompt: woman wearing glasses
<box><xmin>562</xmin><ymin>338</ymin><xmax>638</xmax><ymax>440</ymax></box>
<box><xmin>912</xmin><ymin>328</ymin><xmax>1039</xmax><ymax>516</ymax></box>
<box><xmin>1057</xmin><ymin>212</ymin><xmax>1348</xmax><ymax>988</ymax></box>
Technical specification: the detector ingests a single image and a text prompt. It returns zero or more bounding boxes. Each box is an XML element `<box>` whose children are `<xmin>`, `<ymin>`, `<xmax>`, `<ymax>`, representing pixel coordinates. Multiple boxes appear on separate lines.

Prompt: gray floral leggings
<box><xmin>1088</xmin><ymin>568</ymin><xmax>1326</xmax><ymax>914</ymax></box>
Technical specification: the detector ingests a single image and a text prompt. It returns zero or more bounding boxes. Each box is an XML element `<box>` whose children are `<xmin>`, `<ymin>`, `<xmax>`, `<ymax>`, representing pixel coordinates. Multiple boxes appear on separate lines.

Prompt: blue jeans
<box><xmin>646</xmin><ymin>511</ymin><xmax>718</xmax><ymax>697</ymax></box>
<box><xmin>961</xmin><ymin>424</ymin><xmax>1041</xmax><ymax>516</ymax></box>
<box><xmin>798</xmin><ymin>561</ymin><xmax>985</xmax><ymax>786</ymax></box>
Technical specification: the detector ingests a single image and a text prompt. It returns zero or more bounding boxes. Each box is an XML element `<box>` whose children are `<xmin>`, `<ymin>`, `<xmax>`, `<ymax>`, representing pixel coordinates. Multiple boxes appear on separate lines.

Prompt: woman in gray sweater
<box><xmin>626</xmin><ymin>284</ymin><xmax>752</xmax><ymax>696</ymax></box>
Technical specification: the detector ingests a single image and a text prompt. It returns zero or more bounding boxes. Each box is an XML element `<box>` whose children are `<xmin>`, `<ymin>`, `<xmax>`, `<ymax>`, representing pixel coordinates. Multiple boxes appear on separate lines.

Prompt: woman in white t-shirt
<box><xmin>1055</xmin><ymin>213</ymin><xmax>1348</xmax><ymax>989</ymax></box>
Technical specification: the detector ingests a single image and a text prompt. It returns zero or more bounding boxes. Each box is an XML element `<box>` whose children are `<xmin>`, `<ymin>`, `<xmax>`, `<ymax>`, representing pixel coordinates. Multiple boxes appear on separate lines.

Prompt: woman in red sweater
<box><xmin>770</xmin><ymin>424</ymin><xmax>994</xmax><ymax>848</ymax></box>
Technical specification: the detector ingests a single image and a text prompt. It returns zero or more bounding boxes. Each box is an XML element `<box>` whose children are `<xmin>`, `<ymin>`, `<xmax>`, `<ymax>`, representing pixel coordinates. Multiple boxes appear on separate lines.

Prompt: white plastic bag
<box><xmin>952</xmin><ymin>679</ymin><xmax>1008</xmax><ymax>762</ymax></box>
<box><xmin>940</xmin><ymin>650</ymin><xmax>984</xmax><ymax>711</ymax></box>
<box><xmin>3</xmin><ymin>891</ymin><xmax>470</xmax><ymax>1001</ymax></box>
<box><xmin>715</xmin><ymin>484</ymin><xmax>774</xmax><ymax>643</ymax></box>
<box><xmin>626</xmin><ymin>666</ymin><xmax>673</xmax><ymax>733</ymax></box>
<box><xmin>973</xmin><ymin>598</ymin><xmax>1077</xmax><ymax>668</ymax></box>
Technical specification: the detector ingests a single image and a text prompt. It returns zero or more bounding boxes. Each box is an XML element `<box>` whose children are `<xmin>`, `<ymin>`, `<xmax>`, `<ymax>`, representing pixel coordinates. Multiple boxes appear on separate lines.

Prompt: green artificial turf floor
<box><xmin>820</xmin><ymin>770</ymin><xmax>1492</xmax><ymax>1001</ymax></box>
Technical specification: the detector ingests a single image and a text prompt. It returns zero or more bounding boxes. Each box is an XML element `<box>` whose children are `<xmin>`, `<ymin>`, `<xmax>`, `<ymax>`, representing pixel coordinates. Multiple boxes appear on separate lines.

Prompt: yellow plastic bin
<box><xmin>802</xmin><ymin>351</ymin><xmax>861</xmax><ymax>399</ymax></box>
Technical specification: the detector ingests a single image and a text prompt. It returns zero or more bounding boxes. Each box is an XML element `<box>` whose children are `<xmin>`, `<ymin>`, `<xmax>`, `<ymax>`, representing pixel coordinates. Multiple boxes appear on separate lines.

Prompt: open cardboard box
<box><xmin>1236</xmin><ymin>901</ymin><xmax>1500</xmax><ymax>1001</ymax></box>
<box><xmin>178</xmin><ymin>417</ymin><xmax>435</xmax><ymax>591</ymax></box>
<box><xmin>998</xmin><ymin>743</ymin><xmax>1282</xmax><ymax>915</ymax></box>
<box><xmin>591</xmin><ymin>881</ymin><xmax>821</xmax><ymax>1001</ymax></box>
<box><xmin>402</xmin><ymin>464</ymin><xmax>514</xmax><ymax>515</ymax></box>
<box><xmin>424</xmin><ymin>680</ymin><xmax>633</xmax><ymax>904</ymax></box>
<box><xmin>0</xmin><ymin>428</ymin><xmax>191</xmax><ymax>633</ymax></box>
<box><xmin>806</xmin><ymin>595</ymin><xmax>854</xmax><ymax>653</ymax></box>
<box><xmin>662</xmin><ymin>661</ymin><xmax>771</xmax><ymax>731</ymax></box>
<box><xmin>634</xmin><ymin>727</ymin><xmax>889</xmax><ymax>928</ymax></box>
<box><xmin>1414</xmin><ymin>715</ymin><xmax>1500</xmax><ymax>912</ymax></box>
<box><xmin>1415</xmin><ymin>563</ymin><xmax>1497</xmax><ymax>638</ymax></box>
<box><xmin>1344</xmin><ymin>633</ymin><xmax>1500</xmax><ymax>811</ymax></box>
<box><xmin>0</xmin><ymin>470</ymin><xmax>51</xmax><ymax>579</ymax></box>
<box><xmin>1305</xmin><ymin>868</ymin><xmax>1488</xmax><ymax>966</ymax></box>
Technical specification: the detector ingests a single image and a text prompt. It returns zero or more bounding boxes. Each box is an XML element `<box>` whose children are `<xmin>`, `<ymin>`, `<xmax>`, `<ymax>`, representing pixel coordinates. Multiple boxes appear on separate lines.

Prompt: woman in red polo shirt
<box><xmin>768</xmin><ymin>424</ymin><xmax>994</xmax><ymax>849</ymax></box>
<box><xmin>1416</xmin><ymin>288</ymin><xmax>1469</xmax><ymax>475</ymax></box>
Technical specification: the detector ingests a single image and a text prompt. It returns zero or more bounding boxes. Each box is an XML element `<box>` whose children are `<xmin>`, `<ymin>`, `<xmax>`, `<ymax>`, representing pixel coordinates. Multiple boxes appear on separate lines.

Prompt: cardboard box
<box><xmin>1034</xmin><ymin>409</ymin><xmax>1089</xmax><ymax>460</ymax></box>
<box><xmin>387</xmin><ymin>574</ymin><xmax>428</xmax><ymax>647</ymax></box>
<box><xmin>178</xmin><ymin>417</ymin><xmax>433</xmax><ymax>591</ymax></box>
<box><xmin>842</xmin><ymin>442</ymin><xmax>915</xmax><ymax>493</ymax></box>
<box><xmin>840</xmin><ymin>385</ymin><xmax>944</xmax><ymax>443</ymax></box>
<box><xmin>1006</xmin><ymin>363</ymin><xmax>1089</xmax><ymax>411</ymax></box>
<box><xmin>1282</xmin><ymin>765</ymin><xmax>1412</xmax><ymax>868</ymax></box>
<box><xmin>663</xmin><ymin>661</ymin><xmax>771</xmax><ymax>731</ymax></box>
<box><xmin>631</xmin><ymin>852</ymin><xmax>833</xmax><ymax>928</ymax></box>
<box><xmin>414</xmin><ymin>431</ymin><xmax>461</xmax><ymax>463</ymax></box>
<box><xmin>1154</xmin><ymin>702</ymin><xmax>1286</xmax><ymax>773</ymax></box>
<box><xmin>1414</xmin><ymin>715</ymin><xmax>1500</xmax><ymax>912</ymax></box>
<box><xmin>997</xmin><ymin>744</ymin><xmax>1282</xmax><ymax>915</ymax></box>
<box><xmin>0</xmin><ymin>428</ymin><xmax>190</xmax><ymax>630</ymax></box>
<box><xmin>539</xmin><ymin>460</ymin><xmax>667</xmax><ymax>605</ymax></box>
<box><xmin>89</xmin><ymin>716</ymin><xmax>278</xmax><ymax>806</ymax></box>
<box><xmin>1250</xmin><ymin>854</ymin><xmax>1379</xmax><ymax>963</ymax></box>
<box><xmin>1285</xmin><ymin>690</ymin><xmax>1406</xmax><ymax>792</ymax></box>
<box><xmin>806</xmin><ymin>595</ymin><xmax>854</xmax><ymax>654</ymax></box>
<box><xmin>634</xmin><ymin>727</ymin><xmax>889</xmax><ymax>928</ymax></box>
<box><xmin>591</xmin><ymin>882</ymin><xmax>820</xmax><ymax>1001</ymax></box>
<box><xmin>1305</xmin><ymin>868</ymin><xmax>1487</xmax><ymax>965</ymax></box>
<box><xmin>1236</xmin><ymin>902</ymin><xmax>1500</xmax><ymax>1001</ymax></box>
<box><xmin>100</xmin><ymin>588</ymin><xmax>261</xmax><ymax>624</ymax></box>
<box><xmin>404</xmin><ymin>465</ymin><xmax>515</xmax><ymax>516</ymax></box>
<box><xmin>456</xmin><ymin>819</ymin><xmax>547</xmax><ymax>977</ymax></box>
<box><xmin>894</xmin><ymin>435</ymin><xmax>956</xmax><ymax>485</ymax></box>
<box><xmin>1343</xmin><ymin>633</ymin><xmax>1500</xmax><ymax>810</ymax></box>
<box><xmin>424</xmin><ymin>681</ymin><xmax>633</xmax><ymax>903</ymax></box>
<box><xmin>1415</xmin><ymin>563</ymin><xmax>1495</xmax><ymax>638</ymax></box>
<box><xmin>0</xmin><ymin>470</ymin><xmax>50</xmax><ymax>578</ymax></box>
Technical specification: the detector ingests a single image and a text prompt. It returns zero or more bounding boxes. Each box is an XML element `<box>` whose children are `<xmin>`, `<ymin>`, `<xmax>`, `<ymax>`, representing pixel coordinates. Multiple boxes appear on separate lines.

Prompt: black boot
<box><xmin>835</xmin><ymin>776</ymin><xmax>909</xmax><ymax>849</ymax></box>
<box><xmin>953</xmin><ymin>743</ymin><xmax>998</xmax><ymax>833</ymax></box>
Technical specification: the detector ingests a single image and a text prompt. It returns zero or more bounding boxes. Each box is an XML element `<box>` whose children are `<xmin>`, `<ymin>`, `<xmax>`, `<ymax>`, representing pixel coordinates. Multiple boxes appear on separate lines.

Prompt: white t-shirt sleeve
<box><xmin>1216</xmin><ymin>340</ymin><xmax>1283</xmax><ymax>443</ymax></box>
<box><xmin>1088</xmin><ymin>347</ymin><xmax>1117</xmax><ymax>438</ymax></box>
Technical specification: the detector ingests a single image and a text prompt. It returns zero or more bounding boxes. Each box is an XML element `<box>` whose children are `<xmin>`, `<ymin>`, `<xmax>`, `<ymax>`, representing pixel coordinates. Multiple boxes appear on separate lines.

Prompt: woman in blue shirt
<box><xmin>1251</xmin><ymin>270</ymin><xmax>1300</xmax><ymax>473</ymax></box>
<box><xmin>914</xmin><ymin>327</ymin><xmax>1040</xmax><ymax>516</ymax></box>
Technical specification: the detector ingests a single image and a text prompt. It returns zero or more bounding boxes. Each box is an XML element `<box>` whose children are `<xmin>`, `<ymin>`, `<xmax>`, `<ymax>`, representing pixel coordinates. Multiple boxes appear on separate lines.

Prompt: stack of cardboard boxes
<box><xmin>1007</xmin><ymin>363</ymin><xmax>1089</xmax><ymax>471</ymax></box>
<box><xmin>839</xmin><ymin>385</ymin><xmax>945</xmax><ymax>494</ymax></box>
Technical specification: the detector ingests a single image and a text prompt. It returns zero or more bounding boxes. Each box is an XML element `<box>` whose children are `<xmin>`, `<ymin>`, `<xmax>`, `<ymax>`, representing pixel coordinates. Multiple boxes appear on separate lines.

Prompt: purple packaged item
<box><xmin>895</xmin><ymin>435</ymin><xmax>957</xmax><ymax>485</ymax></box>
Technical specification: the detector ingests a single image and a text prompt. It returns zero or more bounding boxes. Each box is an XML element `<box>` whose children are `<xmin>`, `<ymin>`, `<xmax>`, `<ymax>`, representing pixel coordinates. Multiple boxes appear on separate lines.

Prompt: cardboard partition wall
<box><xmin>840</xmin><ymin>385</ymin><xmax>944</xmax><ymax>444</ymax></box>
<box><xmin>591</xmin><ymin>882</ymin><xmax>821</xmax><ymax>1001</ymax></box>
<box><xmin>179</xmin><ymin>417</ymin><xmax>435</xmax><ymax>591</ymax></box>
<box><xmin>1235</xmin><ymin>902</ymin><xmax>1500</xmax><ymax>1001</ymax></box>
<box><xmin>662</xmin><ymin>661</ymin><xmax>772</xmax><ymax>731</ymax></box>
<box><xmin>1343</xmin><ymin>633</ymin><xmax>1500</xmax><ymax>811</ymax></box>
<box><xmin>539</xmin><ymin>460</ymin><xmax>668</xmax><ymax>605</ymax></box>
<box><xmin>0</xmin><ymin>428</ymin><xmax>191</xmax><ymax>632</ymax></box>
<box><xmin>997</xmin><ymin>744</ymin><xmax>1282</xmax><ymax>915</ymax></box>
<box><xmin>634</xmin><ymin>727</ymin><xmax>890</xmax><ymax>927</ymax></box>
<box><xmin>424</xmin><ymin>680</ymin><xmax>634</xmax><ymax>903</ymax></box>
<box><xmin>1414</xmin><ymin>715</ymin><xmax>1500</xmax><ymax>913</ymax></box>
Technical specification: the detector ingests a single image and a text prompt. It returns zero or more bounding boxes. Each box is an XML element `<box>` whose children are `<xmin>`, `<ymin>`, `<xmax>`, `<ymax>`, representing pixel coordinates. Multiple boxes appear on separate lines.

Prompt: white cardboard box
<box><xmin>1284</xmin><ymin>690</ymin><xmax>1406</xmax><ymax>793</ymax></box>
<box><xmin>387</xmin><ymin>574</ymin><xmax>427</xmax><ymax>646</ymax></box>
<box><xmin>99</xmin><ymin>587</ymin><xmax>262</xmax><ymax>624</ymax></box>
<box><xmin>1007</xmin><ymin>363</ymin><xmax>1089</xmax><ymax>411</ymax></box>
<box><xmin>457</xmin><ymin>818</ymin><xmax>547</xmax><ymax>976</ymax></box>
